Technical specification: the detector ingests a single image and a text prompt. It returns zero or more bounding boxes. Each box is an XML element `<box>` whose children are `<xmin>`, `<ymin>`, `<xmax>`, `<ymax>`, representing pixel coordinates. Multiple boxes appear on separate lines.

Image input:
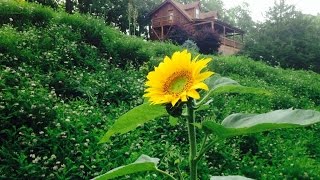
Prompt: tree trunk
<box><xmin>65</xmin><ymin>0</ymin><xmax>74</xmax><ymax>14</ymax></box>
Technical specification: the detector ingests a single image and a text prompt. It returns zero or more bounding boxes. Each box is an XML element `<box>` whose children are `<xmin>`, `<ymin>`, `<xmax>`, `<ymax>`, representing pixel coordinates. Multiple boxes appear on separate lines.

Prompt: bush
<box><xmin>181</xmin><ymin>39</ymin><xmax>199</xmax><ymax>52</ymax></box>
<box><xmin>193</xmin><ymin>28</ymin><xmax>221</xmax><ymax>54</ymax></box>
<box><xmin>0</xmin><ymin>1</ymin><xmax>54</xmax><ymax>28</ymax></box>
<box><xmin>167</xmin><ymin>24</ymin><xmax>190</xmax><ymax>45</ymax></box>
<box><xmin>0</xmin><ymin>65</ymin><xmax>57</xmax><ymax>131</ymax></box>
<box><xmin>26</xmin><ymin>0</ymin><xmax>58</xmax><ymax>8</ymax></box>
<box><xmin>58</xmin><ymin>14</ymin><xmax>106</xmax><ymax>49</ymax></box>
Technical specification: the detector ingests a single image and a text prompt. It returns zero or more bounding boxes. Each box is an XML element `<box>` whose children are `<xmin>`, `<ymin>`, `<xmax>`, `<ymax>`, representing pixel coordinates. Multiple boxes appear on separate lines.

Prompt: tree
<box><xmin>133</xmin><ymin>0</ymin><xmax>162</xmax><ymax>37</ymax></box>
<box><xmin>128</xmin><ymin>0</ymin><xmax>133</xmax><ymax>35</ymax></box>
<box><xmin>243</xmin><ymin>0</ymin><xmax>320</xmax><ymax>72</ymax></box>
<box><xmin>26</xmin><ymin>0</ymin><xmax>58</xmax><ymax>8</ymax></box>
<box><xmin>225</xmin><ymin>2</ymin><xmax>255</xmax><ymax>35</ymax></box>
<box><xmin>65</xmin><ymin>0</ymin><xmax>74</xmax><ymax>13</ymax></box>
<box><xmin>201</xmin><ymin>0</ymin><xmax>224</xmax><ymax>14</ymax></box>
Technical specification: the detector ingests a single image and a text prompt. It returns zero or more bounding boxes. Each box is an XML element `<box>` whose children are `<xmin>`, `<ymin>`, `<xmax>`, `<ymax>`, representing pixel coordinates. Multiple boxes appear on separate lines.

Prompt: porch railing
<box><xmin>220</xmin><ymin>36</ymin><xmax>243</xmax><ymax>49</ymax></box>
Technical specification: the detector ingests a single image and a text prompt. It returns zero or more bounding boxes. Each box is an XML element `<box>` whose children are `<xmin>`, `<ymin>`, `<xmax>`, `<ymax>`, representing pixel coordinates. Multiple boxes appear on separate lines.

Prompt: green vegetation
<box><xmin>243</xmin><ymin>1</ymin><xmax>320</xmax><ymax>73</ymax></box>
<box><xmin>1</xmin><ymin>1</ymin><xmax>320</xmax><ymax>179</ymax></box>
<box><xmin>23</xmin><ymin>0</ymin><xmax>320</xmax><ymax>72</ymax></box>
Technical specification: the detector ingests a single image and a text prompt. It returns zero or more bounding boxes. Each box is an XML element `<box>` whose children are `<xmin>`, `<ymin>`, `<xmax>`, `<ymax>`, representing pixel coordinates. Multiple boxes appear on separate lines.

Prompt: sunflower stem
<box><xmin>187</xmin><ymin>99</ymin><xmax>197</xmax><ymax>180</ymax></box>
<box><xmin>195</xmin><ymin>137</ymin><xmax>223</xmax><ymax>162</ymax></box>
<box><xmin>194</xmin><ymin>92</ymin><xmax>212</xmax><ymax>108</ymax></box>
<box><xmin>156</xmin><ymin>169</ymin><xmax>177</xmax><ymax>180</ymax></box>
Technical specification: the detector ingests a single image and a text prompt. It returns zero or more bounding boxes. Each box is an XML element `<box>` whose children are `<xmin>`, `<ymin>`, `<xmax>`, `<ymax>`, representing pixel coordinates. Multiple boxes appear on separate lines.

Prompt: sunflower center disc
<box><xmin>169</xmin><ymin>76</ymin><xmax>188</xmax><ymax>93</ymax></box>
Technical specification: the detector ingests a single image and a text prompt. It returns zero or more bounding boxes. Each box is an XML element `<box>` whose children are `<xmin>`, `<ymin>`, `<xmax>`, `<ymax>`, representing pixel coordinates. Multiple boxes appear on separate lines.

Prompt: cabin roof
<box><xmin>199</xmin><ymin>11</ymin><xmax>217</xmax><ymax>19</ymax></box>
<box><xmin>180</xmin><ymin>1</ymin><xmax>200</xmax><ymax>10</ymax></box>
<box><xmin>148</xmin><ymin>0</ymin><xmax>193</xmax><ymax>21</ymax></box>
<box><xmin>149</xmin><ymin>0</ymin><xmax>219</xmax><ymax>21</ymax></box>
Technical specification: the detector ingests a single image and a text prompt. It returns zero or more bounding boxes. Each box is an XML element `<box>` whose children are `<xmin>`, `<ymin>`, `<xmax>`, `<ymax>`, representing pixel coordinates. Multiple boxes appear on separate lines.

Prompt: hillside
<box><xmin>1</xmin><ymin>1</ymin><xmax>320</xmax><ymax>179</ymax></box>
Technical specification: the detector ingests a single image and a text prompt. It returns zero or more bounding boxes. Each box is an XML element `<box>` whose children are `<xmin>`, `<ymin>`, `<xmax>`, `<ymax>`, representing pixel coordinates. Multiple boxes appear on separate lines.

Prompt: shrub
<box><xmin>26</xmin><ymin>0</ymin><xmax>58</xmax><ymax>9</ymax></box>
<box><xmin>110</xmin><ymin>38</ymin><xmax>152</xmax><ymax>68</ymax></box>
<box><xmin>0</xmin><ymin>1</ymin><xmax>54</xmax><ymax>28</ymax></box>
<box><xmin>167</xmin><ymin>24</ymin><xmax>190</xmax><ymax>45</ymax></box>
<box><xmin>181</xmin><ymin>39</ymin><xmax>199</xmax><ymax>52</ymax></box>
<box><xmin>193</xmin><ymin>28</ymin><xmax>221</xmax><ymax>54</ymax></box>
<box><xmin>58</xmin><ymin>14</ymin><xmax>106</xmax><ymax>48</ymax></box>
<box><xmin>0</xmin><ymin>65</ymin><xmax>57</xmax><ymax>131</ymax></box>
<box><xmin>0</xmin><ymin>25</ymin><xmax>21</xmax><ymax>56</ymax></box>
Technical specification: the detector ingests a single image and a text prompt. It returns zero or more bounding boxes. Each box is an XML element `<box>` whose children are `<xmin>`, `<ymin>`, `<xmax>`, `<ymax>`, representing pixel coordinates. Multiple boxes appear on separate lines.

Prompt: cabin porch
<box><xmin>150</xmin><ymin>15</ymin><xmax>244</xmax><ymax>55</ymax></box>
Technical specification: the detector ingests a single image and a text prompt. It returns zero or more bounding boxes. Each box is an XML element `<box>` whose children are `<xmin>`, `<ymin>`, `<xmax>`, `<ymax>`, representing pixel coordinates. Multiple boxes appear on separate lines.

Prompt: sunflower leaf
<box><xmin>198</xmin><ymin>74</ymin><xmax>270</xmax><ymax>106</ymax></box>
<box><xmin>205</xmin><ymin>74</ymin><xmax>239</xmax><ymax>90</ymax></box>
<box><xmin>202</xmin><ymin>109</ymin><xmax>320</xmax><ymax>138</ymax></box>
<box><xmin>210</xmin><ymin>175</ymin><xmax>254</xmax><ymax>180</ymax></box>
<box><xmin>93</xmin><ymin>154</ymin><xmax>160</xmax><ymax>180</ymax></box>
<box><xmin>211</xmin><ymin>85</ymin><xmax>271</xmax><ymax>96</ymax></box>
<box><xmin>99</xmin><ymin>103</ymin><xmax>166</xmax><ymax>143</ymax></box>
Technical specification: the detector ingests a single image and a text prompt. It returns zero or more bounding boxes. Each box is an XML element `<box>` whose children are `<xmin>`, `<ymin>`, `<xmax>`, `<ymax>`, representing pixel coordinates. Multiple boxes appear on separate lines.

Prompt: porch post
<box><xmin>161</xmin><ymin>26</ymin><xmax>164</xmax><ymax>40</ymax></box>
<box><xmin>233</xmin><ymin>30</ymin><xmax>235</xmax><ymax>48</ymax></box>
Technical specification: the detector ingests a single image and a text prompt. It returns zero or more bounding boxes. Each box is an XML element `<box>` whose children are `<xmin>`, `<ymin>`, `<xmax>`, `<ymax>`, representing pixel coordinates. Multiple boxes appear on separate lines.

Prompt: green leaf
<box><xmin>197</xmin><ymin>74</ymin><xmax>239</xmax><ymax>106</ymax></box>
<box><xmin>199</xmin><ymin>74</ymin><xmax>270</xmax><ymax>107</ymax></box>
<box><xmin>205</xmin><ymin>74</ymin><xmax>239</xmax><ymax>90</ymax></box>
<box><xmin>99</xmin><ymin>103</ymin><xmax>166</xmax><ymax>143</ymax></box>
<box><xmin>203</xmin><ymin>109</ymin><xmax>320</xmax><ymax>138</ymax></box>
<box><xmin>210</xmin><ymin>175</ymin><xmax>254</xmax><ymax>180</ymax></box>
<box><xmin>222</xmin><ymin>108</ymin><xmax>320</xmax><ymax>128</ymax></box>
<box><xmin>200</xmin><ymin>75</ymin><xmax>271</xmax><ymax>105</ymax></box>
<box><xmin>93</xmin><ymin>155</ymin><xmax>159</xmax><ymax>180</ymax></box>
<box><xmin>169</xmin><ymin>116</ymin><xmax>179</xmax><ymax>126</ymax></box>
<box><xmin>192</xmin><ymin>123</ymin><xmax>202</xmax><ymax>129</ymax></box>
<box><xmin>211</xmin><ymin>85</ymin><xmax>271</xmax><ymax>97</ymax></box>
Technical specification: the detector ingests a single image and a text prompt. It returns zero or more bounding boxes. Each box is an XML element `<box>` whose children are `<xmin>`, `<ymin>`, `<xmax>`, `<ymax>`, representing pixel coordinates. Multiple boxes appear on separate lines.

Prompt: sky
<box><xmin>222</xmin><ymin>0</ymin><xmax>320</xmax><ymax>22</ymax></box>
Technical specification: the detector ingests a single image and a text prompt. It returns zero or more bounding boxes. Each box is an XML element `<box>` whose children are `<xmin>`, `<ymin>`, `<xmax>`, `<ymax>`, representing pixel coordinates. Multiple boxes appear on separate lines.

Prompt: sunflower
<box><xmin>144</xmin><ymin>50</ymin><xmax>214</xmax><ymax>106</ymax></box>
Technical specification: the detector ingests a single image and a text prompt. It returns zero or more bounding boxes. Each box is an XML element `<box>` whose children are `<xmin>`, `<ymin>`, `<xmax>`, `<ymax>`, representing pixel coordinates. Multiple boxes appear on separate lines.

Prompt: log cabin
<box><xmin>148</xmin><ymin>0</ymin><xmax>244</xmax><ymax>55</ymax></box>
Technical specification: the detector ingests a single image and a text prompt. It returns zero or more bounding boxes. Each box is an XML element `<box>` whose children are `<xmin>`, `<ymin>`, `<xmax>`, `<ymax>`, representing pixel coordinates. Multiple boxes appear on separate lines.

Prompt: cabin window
<box><xmin>168</xmin><ymin>10</ymin><xmax>173</xmax><ymax>20</ymax></box>
<box><xmin>195</xmin><ymin>8</ymin><xmax>200</xmax><ymax>18</ymax></box>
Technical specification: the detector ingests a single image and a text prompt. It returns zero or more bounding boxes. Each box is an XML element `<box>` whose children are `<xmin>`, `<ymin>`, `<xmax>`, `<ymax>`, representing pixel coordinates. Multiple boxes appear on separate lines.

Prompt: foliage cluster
<box><xmin>167</xmin><ymin>25</ymin><xmax>221</xmax><ymax>54</ymax></box>
<box><xmin>242</xmin><ymin>0</ymin><xmax>320</xmax><ymax>73</ymax></box>
<box><xmin>1</xmin><ymin>1</ymin><xmax>320</xmax><ymax>179</ymax></box>
<box><xmin>0</xmin><ymin>0</ymin><xmax>180</xmax><ymax>68</ymax></box>
<box><xmin>181</xmin><ymin>40</ymin><xmax>199</xmax><ymax>53</ymax></box>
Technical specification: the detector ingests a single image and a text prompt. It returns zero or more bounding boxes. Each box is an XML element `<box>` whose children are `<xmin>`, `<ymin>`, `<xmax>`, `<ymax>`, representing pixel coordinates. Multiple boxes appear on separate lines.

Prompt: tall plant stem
<box><xmin>187</xmin><ymin>99</ymin><xmax>197</xmax><ymax>180</ymax></box>
<box><xmin>156</xmin><ymin>169</ymin><xmax>177</xmax><ymax>180</ymax></box>
<box><xmin>195</xmin><ymin>137</ymin><xmax>223</xmax><ymax>162</ymax></box>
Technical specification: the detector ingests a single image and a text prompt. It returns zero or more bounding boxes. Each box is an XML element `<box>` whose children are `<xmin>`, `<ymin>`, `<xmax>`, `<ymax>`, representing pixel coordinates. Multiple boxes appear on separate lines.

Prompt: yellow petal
<box><xmin>187</xmin><ymin>90</ymin><xmax>200</xmax><ymax>99</ymax></box>
<box><xmin>196</xmin><ymin>71</ymin><xmax>214</xmax><ymax>81</ymax></box>
<box><xmin>191</xmin><ymin>82</ymin><xmax>209</xmax><ymax>91</ymax></box>
<box><xmin>193</xmin><ymin>58</ymin><xmax>211</xmax><ymax>76</ymax></box>
<box><xmin>171</xmin><ymin>97</ymin><xmax>180</xmax><ymax>106</ymax></box>
<box><xmin>180</xmin><ymin>91</ymin><xmax>188</xmax><ymax>102</ymax></box>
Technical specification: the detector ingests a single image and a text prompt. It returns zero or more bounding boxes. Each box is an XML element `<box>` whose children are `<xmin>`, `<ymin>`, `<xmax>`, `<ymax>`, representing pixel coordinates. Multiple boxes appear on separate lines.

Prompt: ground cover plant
<box><xmin>1</xmin><ymin>1</ymin><xmax>320</xmax><ymax>179</ymax></box>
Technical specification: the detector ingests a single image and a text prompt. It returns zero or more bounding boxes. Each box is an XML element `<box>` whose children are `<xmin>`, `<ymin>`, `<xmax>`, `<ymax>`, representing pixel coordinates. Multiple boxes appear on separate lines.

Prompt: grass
<box><xmin>1</xmin><ymin>1</ymin><xmax>320</xmax><ymax>179</ymax></box>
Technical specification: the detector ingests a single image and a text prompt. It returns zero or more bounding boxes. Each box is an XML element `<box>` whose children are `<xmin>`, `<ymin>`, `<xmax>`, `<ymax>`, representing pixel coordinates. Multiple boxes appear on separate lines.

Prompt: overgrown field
<box><xmin>1</xmin><ymin>1</ymin><xmax>320</xmax><ymax>179</ymax></box>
